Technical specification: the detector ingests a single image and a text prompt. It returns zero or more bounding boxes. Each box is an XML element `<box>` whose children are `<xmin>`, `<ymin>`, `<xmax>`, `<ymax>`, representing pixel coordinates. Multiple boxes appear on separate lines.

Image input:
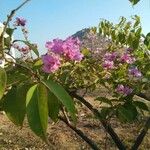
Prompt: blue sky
<box><xmin>0</xmin><ymin>0</ymin><xmax>150</xmax><ymax>54</ymax></box>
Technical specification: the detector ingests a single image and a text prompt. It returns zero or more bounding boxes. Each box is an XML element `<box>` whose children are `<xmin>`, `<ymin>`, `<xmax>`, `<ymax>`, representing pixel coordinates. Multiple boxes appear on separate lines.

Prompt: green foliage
<box><xmin>42</xmin><ymin>79</ymin><xmax>77</xmax><ymax>123</ymax></box>
<box><xmin>0</xmin><ymin>67</ymin><xmax>7</xmax><ymax>100</ymax></box>
<box><xmin>98</xmin><ymin>16</ymin><xmax>142</xmax><ymax>49</ymax></box>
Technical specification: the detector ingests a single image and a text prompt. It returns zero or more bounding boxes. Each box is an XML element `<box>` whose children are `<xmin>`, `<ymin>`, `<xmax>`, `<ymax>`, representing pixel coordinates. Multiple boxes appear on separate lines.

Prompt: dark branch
<box><xmin>136</xmin><ymin>93</ymin><xmax>150</xmax><ymax>101</ymax></box>
<box><xmin>59</xmin><ymin>116</ymin><xmax>100</xmax><ymax>150</ymax></box>
<box><xmin>131</xmin><ymin>117</ymin><xmax>150</xmax><ymax>150</ymax></box>
<box><xmin>70</xmin><ymin>92</ymin><xmax>126</xmax><ymax>150</ymax></box>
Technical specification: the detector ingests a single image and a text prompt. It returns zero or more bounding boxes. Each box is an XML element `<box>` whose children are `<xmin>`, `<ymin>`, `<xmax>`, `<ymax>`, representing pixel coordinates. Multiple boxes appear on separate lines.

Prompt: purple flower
<box><xmin>128</xmin><ymin>67</ymin><xmax>142</xmax><ymax>78</ymax></box>
<box><xmin>45</xmin><ymin>38</ymin><xmax>64</xmax><ymax>54</ymax></box>
<box><xmin>104</xmin><ymin>52</ymin><xmax>117</xmax><ymax>61</ymax></box>
<box><xmin>21</xmin><ymin>46</ymin><xmax>30</xmax><ymax>54</ymax></box>
<box><xmin>42</xmin><ymin>54</ymin><xmax>61</xmax><ymax>73</ymax></box>
<box><xmin>116</xmin><ymin>84</ymin><xmax>133</xmax><ymax>96</ymax></box>
<box><xmin>102</xmin><ymin>60</ymin><xmax>114</xmax><ymax>70</ymax></box>
<box><xmin>15</xmin><ymin>17</ymin><xmax>26</xmax><ymax>26</ymax></box>
<box><xmin>120</xmin><ymin>53</ymin><xmax>135</xmax><ymax>64</ymax></box>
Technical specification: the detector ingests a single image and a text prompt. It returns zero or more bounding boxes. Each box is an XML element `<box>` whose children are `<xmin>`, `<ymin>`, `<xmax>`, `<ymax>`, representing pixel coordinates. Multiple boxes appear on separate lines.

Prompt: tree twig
<box><xmin>131</xmin><ymin>117</ymin><xmax>150</xmax><ymax>150</ymax></box>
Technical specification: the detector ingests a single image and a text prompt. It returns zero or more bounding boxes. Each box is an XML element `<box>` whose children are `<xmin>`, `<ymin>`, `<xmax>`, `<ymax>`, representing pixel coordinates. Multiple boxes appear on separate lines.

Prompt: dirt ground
<box><xmin>0</xmin><ymin>95</ymin><xmax>150</xmax><ymax>150</ymax></box>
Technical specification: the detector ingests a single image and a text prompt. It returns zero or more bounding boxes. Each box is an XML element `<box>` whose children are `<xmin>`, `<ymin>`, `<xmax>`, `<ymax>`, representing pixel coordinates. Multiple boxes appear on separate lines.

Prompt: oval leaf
<box><xmin>26</xmin><ymin>84</ymin><xmax>48</xmax><ymax>141</ymax></box>
<box><xmin>3</xmin><ymin>84</ymin><xmax>28</xmax><ymax>126</ymax></box>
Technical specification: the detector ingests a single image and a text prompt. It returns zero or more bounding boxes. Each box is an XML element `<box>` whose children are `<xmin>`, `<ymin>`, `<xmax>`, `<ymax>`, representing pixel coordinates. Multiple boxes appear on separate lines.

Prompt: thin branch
<box><xmin>136</xmin><ymin>93</ymin><xmax>150</xmax><ymax>102</ymax></box>
<box><xmin>59</xmin><ymin>116</ymin><xmax>100</xmax><ymax>150</ymax></box>
<box><xmin>61</xmin><ymin>107</ymin><xmax>71</xmax><ymax>124</ymax></box>
<box><xmin>70</xmin><ymin>92</ymin><xmax>126</xmax><ymax>150</ymax></box>
<box><xmin>131</xmin><ymin>117</ymin><xmax>150</xmax><ymax>150</ymax></box>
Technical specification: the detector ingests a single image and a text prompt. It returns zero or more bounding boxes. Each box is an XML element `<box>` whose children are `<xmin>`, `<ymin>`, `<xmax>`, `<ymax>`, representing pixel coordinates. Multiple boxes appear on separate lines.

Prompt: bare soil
<box><xmin>0</xmin><ymin>95</ymin><xmax>150</xmax><ymax>150</ymax></box>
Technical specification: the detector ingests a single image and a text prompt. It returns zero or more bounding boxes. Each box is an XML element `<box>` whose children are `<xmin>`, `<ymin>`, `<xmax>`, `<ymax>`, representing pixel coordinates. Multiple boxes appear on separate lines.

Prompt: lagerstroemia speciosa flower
<box><xmin>63</xmin><ymin>37</ymin><xmax>83</xmax><ymax>61</ymax></box>
<box><xmin>102</xmin><ymin>60</ymin><xmax>114</xmax><ymax>70</ymax></box>
<box><xmin>104</xmin><ymin>52</ymin><xmax>118</xmax><ymax>61</ymax></box>
<box><xmin>46</xmin><ymin>39</ymin><xmax>64</xmax><ymax>55</ymax></box>
<box><xmin>128</xmin><ymin>67</ymin><xmax>142</xmax><ymax>78</ymax></box>
<box><xmin>15</xmin><ymin>17</ymin><xmax>26</xmax><ymax>27</ymax></box>
<box><xmin>43</xmin><ymin>37</ymin><xmax>83</xmax><ymax>73</ymax></box>
<box><xmin>42</xmin><ymin>54</ymin><xmax>61</xmax><ymax>73</ymax></box>
<box><xmin>116</xmin><ymin>84</ymin><xmax>133</xmax><ymax>96</ymax></box>
<box><xmin>120</xmin><ymin>53</ymin><xmax>135</xmax><ymax>64</ymax></box>
<box><xmin>102</xmin><ymin>52</ymin><xmax>117</xmax><ymax>70</ymax></box>
<box><xmin>45</xmin><ymin>37</ymin><xmax>83</xmax><ymax>61</ymax></box>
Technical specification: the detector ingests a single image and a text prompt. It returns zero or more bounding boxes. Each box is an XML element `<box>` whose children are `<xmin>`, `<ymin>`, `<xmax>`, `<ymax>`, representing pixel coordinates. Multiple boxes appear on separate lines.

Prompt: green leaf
<box><xmin>100</xmin><ymin>107</ymin><xmax>112</xmax><ymax>119</ymax></box>
<box><xmin>6</xmin><ymin>28</ymin><xmax>15</xmax><ymax>37</ymax></box>
<box><xmin>6</xmin><ymin>66</ymin><xmax>29</xmax><ymax>86</ymax></box>
<box><xmin>48</xmin><ymin>91</ymin><xmax>61</xmax><ymax>122</ymax></box>
<box><xmin>33</xmin><ymin>59</ymin><xmax>43</xmax><ymax>67</ymax></box>
<box><xmin>4</xmin><ymin>37</ymin><xmax>11</xmax><ymax>48</ymax></box>
<box><xmin>132</xmin><ymin>38</ymin><xmax>140</xmax><ymax>49</ymax></box>
<box><xmin>144</xmin><ymin>33</ymin><xmax>150</xmax><ymax>50</ymax></box>
<box><xmin>95</xmin><ymin>97</ymin><xmax>112</xmax><ymax>106</ymax></box>
<box><xmin>42</xmin><ymin>79</ymin><xmax>77</xmax><ymax>122</ymax></box>
<box><xmin>3</xmin><ymin>84</ymin><xmax>29</xmax><ymax>126</ymax></box>
<box><xmin>0</xmin><ymin>67</ymin><xmax>7</xmax><ymax>100</ymax></box>
<box><xmin>129</xmin><ymin>0</ymin><xmax>140</xmax><ymax>5</ymax></box>
<box><xmin>33</xmin><ymin>59</ymin><xmax>43</xmax><ymax>71</ymax></box>
<box><xmin>81</xmin><ymin>48</ymin><xmax>90</xmax><ymax>56</ymax></box>
<box><xmin>133</xmin><ymin>101</ymin><xmax>149</xmax><ymax>111</ymax></box>
<box><xmin>26</xmin><ymin>84</ymin><xmax>48</xmax><ymax>141</ymax></box>
<box><xmin>117</xmin><ymin>103</ymin><xmax>137</xmax><ymax>122</ymax></box>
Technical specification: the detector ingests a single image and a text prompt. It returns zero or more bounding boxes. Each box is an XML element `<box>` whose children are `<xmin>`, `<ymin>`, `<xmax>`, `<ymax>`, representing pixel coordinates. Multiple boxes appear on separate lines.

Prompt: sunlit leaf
<box><xmin>26</xmin><ymin>84</ymin><xmax>48</xmax><ymax>141</ymax></box>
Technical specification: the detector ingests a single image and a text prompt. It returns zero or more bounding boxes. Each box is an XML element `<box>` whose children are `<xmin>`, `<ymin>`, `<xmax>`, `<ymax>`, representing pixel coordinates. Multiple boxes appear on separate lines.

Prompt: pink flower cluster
<box><xmin>14</xmin><ymin>17</ymin><xmax>26</xmax><ymax>27</ymax></box>
<box><xmin>128</xmin><ymin>67</ymin><xmax>142</xmax><ymax>78</ymax></box>
<box><xmin>45</xmin><ymin>37</ymin><xmax>83</xmax><ymax>61</ymax></box>
<box><xmin>104</xmin><ymin>52</ymin><xmax>118</xmax><ymax>61</ymax></box>
<box><xmin>42</xmin><ymin>54</ymin><xmax>61</xmax><ymax>73</ymax></box>
<box><xmin>102</xmin><ymin>51</ymin><xmax>136</xmax><ymax>70</ymax></box>
<box><xmin>120</xmin><ymin>53</ymin><xmax>135</xmax><ymax>64</ymax></box>
<box><xmin>42</xmin><ymin>37</ymin><xmax>83</xmax><ymax>73</ymax></box>
<box><xmin>102</xmin><ymin>60</ymin><xmax>114</xmax><ymax>69</ymax></box>
<box><xmin>102</xmin><ymin>52</ymin><xmax>117</xmax><ymax>70</ymax></box>
<box><xmin>116</xmin><ymin>84</ymin><xmax>133</xmax><ymax>96</ymax></box>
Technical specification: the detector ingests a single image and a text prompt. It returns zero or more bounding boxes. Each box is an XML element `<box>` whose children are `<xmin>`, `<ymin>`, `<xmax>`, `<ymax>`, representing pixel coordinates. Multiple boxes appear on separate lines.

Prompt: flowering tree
<box><xmin>0</xmin><ymin>0</ymin><xmax>149</xmax><ymax>150</ymax></box>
